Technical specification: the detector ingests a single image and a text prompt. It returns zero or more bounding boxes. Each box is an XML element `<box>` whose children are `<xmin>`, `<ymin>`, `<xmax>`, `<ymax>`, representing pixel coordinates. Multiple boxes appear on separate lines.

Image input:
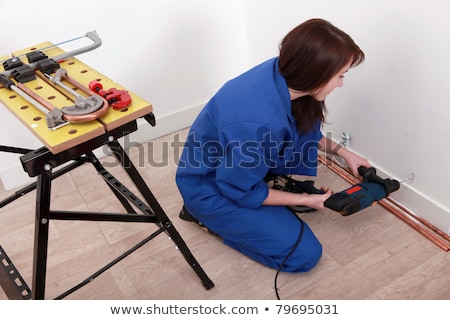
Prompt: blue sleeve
<box><xmin>215</xmin><ymin>123</ymin><xmax>277</xmax><ymax>208</ymax></box>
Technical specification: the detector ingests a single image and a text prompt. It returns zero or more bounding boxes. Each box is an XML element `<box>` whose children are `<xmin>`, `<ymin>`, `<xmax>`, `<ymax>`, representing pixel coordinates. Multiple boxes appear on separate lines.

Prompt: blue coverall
<box><xmin>176</xmin><ymin>57</ymin><xmax>323</xmax><ymax>272</ymax></box>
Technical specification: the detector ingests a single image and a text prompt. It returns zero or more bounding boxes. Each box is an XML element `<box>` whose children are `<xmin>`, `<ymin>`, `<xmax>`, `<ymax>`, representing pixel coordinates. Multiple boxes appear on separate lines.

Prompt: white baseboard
<box><xmin>0</xmin><ymin>103</ymin><xmax>204</xmax><ymax>191</ymax></box>
<box><xmin>376</xmin><ymin>167</ymin><xmax>450</xmax><ymax>237</ymax></box>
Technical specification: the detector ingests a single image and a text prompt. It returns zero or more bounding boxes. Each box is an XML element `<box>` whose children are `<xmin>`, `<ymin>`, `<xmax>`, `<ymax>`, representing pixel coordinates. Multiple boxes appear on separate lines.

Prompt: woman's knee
<box><xmin>282</xmin><ymin>225</ymin><xmax>323</xmax><ymax>273</ymax></box>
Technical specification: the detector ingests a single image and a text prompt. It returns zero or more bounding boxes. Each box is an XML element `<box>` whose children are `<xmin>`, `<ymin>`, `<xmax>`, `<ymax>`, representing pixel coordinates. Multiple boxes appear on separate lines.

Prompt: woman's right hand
<box><xmin>302</xmin><ymin>188</ymin><xmax>333</xmax><ymax>210</ymax></box>
<box><xmin>264</xmin><ymin>187</ymin><xmax>333</xmax><ymax>210</ymax></box>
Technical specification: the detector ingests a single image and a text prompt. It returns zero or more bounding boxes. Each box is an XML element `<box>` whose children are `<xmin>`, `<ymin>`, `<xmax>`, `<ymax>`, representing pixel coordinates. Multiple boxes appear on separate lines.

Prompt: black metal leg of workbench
<box><xmin>84</xmin><ymin>152</ymin><xmax>137</xmax><ymax>214</ymax></box>
<box><xmin>31</xmin><ymin>168</ymin><xmax>52</xmax><ymax>300</ymax></box>
<box><xmin>107</xmin><ymin>139</ymin><xmax>215</xmax><ymax>290</ymax></box>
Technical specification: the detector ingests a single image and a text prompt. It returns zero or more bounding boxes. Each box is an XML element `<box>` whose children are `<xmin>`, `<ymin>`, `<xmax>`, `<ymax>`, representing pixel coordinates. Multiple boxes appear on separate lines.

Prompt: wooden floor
<box><xmin>0</xmin><ymin>128</ymin><xmax>449</xmax><ymax>300</ymax></box>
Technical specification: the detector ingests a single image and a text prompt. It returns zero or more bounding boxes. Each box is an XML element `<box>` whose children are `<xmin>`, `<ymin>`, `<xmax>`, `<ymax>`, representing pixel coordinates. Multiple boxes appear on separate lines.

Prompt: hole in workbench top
<box><xmin>48</xmin><ymin>96</ymin><xmax>55</xmax><ymax>100</ymax></box>
<box><xmin>8</xmin><ymin>95</ymin><xmax>16</xmax><ymax>99</ymax></box>
<box><xmin>120</xmin><ymin>108</ymin><xmax>129</xmax><ymax>112</ymax></box>
<box><xmin>20</xmin><ymin>105</ymin><xmax>28</xmax><ymax>110</ymax></box>
<box><xmin>68</xmin><ymin>129</ymin><xmax>77</xmax><ymax>135</ymax></box>
<box><xmin>33</xmin><ymin>116</ymin><xmax>42</xmax><ymax>121</ymax></box>
<box><xmin>68</xmin><ymin>61</ymin><xmax>75</xmax><ymax>65</ymax></box>
<box><xmin>35</xmin><ymin>86</ymin><xmax>43</xmax><ymax>90</ymax></box>
<box><xmin>80</xmin><ymin>70</ymin><xmax>88</xmax><ymax>73</ymax></box>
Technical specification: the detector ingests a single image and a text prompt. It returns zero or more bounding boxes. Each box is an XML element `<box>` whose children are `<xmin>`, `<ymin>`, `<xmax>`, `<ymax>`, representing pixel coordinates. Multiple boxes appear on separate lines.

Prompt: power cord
<box><xmin>274</xmin><ymin>214</ymin><xmax>305</xmax><ymax>300</ymax></box>
<box><xmin>265</xmin><ymin>173</ymin><xmax>322</xmax><ymax>299</ymax></box>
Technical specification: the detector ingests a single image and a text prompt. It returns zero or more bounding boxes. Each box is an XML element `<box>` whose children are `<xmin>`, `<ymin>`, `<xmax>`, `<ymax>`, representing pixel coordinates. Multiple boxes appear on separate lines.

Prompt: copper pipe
<box><xmin>17</xmin><ymin>82</ymin><xmax>56</xmax><ymax>112</ymax></box>
<box><xmin>387</xmin><ymin>197</ymin><xmax>450</xmax><ymax>242</ymax></box>
<box><xmin>318</xmin><ymin>154</ymin><xmax>450</xmax><ymax>251</ymax></box>
<box><xmin>378</xmin><ymin>199</ymin><xmax>450</xmax><ymax>251</ymax></box>
<box><xmin>33</xmin><ymin>71</ymin><xmax>110</xmax><ymax>123</ymax></box>
<box><xmin>18</xmin><ymin>82</ymin><xmax>108</xmax><ymax>123</ymax></box>
<box><xmin>60</xmin><ymin>73</ymin><xmax>93</xmax><ymax>96</ymax></box>
<box><xmin>64</xmin><ymin>101</ymin><xmax>108</xmax><ymax>123</ymax></box>
<box><xmin>55</xmin><ymin>72</ymin><xmax>110</xmax><ymax>122</ymax></box>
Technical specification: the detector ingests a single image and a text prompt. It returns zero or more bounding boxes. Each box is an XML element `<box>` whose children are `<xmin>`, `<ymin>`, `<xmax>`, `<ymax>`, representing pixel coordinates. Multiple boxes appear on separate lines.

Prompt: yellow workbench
<box><xmin>0</xmin><ymin>37</ymin><xmax>213</xmax><ymax>300</ymax></box>
<box><xmin>0</xmin><ymin>41</ymin><xmax>153</xmax><ymax>154</ymax></box>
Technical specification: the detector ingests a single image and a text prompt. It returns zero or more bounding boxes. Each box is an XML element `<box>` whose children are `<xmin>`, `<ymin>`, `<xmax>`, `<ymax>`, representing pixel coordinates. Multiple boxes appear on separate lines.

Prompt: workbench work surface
<box><xmin>0</xmin><ymin>41</ymin><xmax>153</xmax><ymax>154</ymax></box>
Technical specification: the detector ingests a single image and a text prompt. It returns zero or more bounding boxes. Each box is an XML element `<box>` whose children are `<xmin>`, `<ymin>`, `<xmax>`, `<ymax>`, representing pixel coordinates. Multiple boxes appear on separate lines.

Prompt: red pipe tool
<box><xmin>88</xmin><ymin>80</ymin><xmax>131</xmax><ymax>110</ymax></box>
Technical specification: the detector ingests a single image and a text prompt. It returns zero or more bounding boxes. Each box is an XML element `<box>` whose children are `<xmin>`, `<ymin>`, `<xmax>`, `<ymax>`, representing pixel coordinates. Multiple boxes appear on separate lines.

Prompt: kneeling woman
<box><xmin>176</xmin><ymin>18</ymin><xmax>370</xmax><ymax>272</ymax></box>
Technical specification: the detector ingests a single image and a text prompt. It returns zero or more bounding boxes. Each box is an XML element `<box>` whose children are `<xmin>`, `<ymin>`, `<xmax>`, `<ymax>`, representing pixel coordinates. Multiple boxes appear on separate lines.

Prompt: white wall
<box><xmin>244</xmin><ymin>0</ymin><xmax>450</xmax><ymax>234</ymax></box>
<box><xmin>0</xmin><ymin>0</ymin><xmax>248</xmax><ymax>188</ymax></box>
<box><xmin>1</xmin><ymin>0</ymin><xmax>449</xmax><ymax>235</ymax></box>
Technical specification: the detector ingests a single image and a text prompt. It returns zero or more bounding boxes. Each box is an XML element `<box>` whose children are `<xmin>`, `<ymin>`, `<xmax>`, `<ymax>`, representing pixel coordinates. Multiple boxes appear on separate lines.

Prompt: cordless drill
<box><xmin>324</xmin><ymin>166</ymin><xmax>400</xmax><ymax>216</ymax></box>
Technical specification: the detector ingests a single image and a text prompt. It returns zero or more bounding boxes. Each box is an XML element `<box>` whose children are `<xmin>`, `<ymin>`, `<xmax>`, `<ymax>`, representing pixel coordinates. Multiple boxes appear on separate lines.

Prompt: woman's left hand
<box><xmin>338</xmin><ymin>148</ymin><xmax>371</xmax><ymax>178</ymax></box>
<box><xmin>318</xmin><ymin>136</ymin><xmax>371</xmax><ymax>178</ymax></box>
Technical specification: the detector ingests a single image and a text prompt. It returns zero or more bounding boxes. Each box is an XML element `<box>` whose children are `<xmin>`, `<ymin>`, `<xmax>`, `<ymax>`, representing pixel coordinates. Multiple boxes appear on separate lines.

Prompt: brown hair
<box><xmin>278</xmin><ymin>18</ymin><xmax>365</xmax><ymax>133</ymax></box>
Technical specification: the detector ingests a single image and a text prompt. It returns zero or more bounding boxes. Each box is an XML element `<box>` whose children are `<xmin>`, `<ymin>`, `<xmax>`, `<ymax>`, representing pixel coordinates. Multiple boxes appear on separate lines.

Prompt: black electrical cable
<box><xmin>265</xmin><ymin>173</ymin><xmax>320</xmax><ymax>299</ymax></box>
<box><xmin>265</xmin><ymin>175</ymin><xmax>305</xmax><ymax>300</ymax></box>
<box><xmin>274</xmin><ymin>213</ymin><xmax>305</xmax><ymax>300</ymax></box>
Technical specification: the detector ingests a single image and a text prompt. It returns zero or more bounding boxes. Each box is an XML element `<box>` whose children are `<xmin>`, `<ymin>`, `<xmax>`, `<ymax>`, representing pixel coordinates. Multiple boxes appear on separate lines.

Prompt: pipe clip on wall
<box><xmin>399</xmin><ymin>172</ymin><xmax>415</xmax><ymax>184</ymax></box>
<box><xmin>340</xmin><ymin>132</ymin><xmax>351</xmax><ymax>147</ymax></box>
<box><xmin>318</xmin><ymin>153</ymin><xmax>450</xmax><ymax>252</ymax></box>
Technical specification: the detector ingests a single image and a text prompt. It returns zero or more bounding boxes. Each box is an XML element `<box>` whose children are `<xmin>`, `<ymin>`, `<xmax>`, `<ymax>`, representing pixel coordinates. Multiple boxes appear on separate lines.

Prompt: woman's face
<box><xmin>311</xmin><ymin>61</ymin><xmax>352</xmax><ymax>101</ymax></box>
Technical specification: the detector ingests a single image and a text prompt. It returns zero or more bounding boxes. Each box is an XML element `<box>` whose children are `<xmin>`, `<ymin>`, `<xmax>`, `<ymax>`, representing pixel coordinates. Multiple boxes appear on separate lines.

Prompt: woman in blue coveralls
<box><xmin>175</xmin><ymin>18</ymin><xmax>370</xmax><ymax>272</ymax></box>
